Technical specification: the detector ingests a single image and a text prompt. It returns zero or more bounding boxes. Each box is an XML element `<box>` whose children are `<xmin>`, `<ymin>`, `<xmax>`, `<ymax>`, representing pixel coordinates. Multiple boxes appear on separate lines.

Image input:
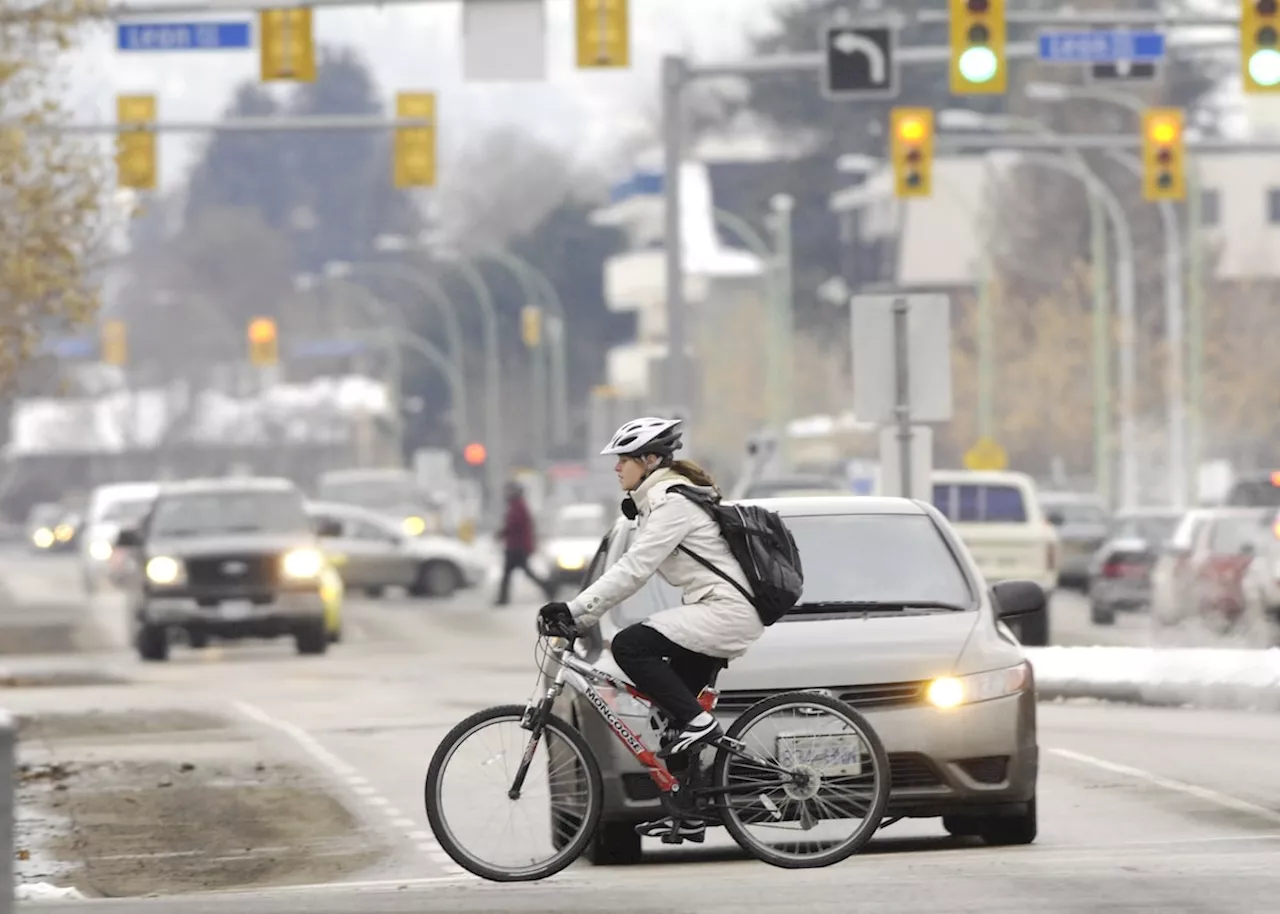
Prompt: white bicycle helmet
<box><xmin>600</xmin><ymin>417</ymin><xmax>684</xmax><ymax>457</ymax></box>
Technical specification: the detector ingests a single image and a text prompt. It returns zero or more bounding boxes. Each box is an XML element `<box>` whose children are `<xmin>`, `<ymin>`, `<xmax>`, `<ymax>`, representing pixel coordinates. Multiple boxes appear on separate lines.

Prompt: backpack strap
<box><xmin>677</xmin><ymin>544</ymin><xmax>757</xmax><ymax>607</ymax></box>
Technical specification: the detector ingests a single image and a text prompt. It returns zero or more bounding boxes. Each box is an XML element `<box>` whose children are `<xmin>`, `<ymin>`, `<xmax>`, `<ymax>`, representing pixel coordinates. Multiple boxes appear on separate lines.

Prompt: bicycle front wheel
<box><xmin>711</xmin><ymin>690</ymin><xmax>890</xmax><ymax>869</ymax></box>
<box><xmin>424</xmin><ymin>704</ymin><xmax>603</xmax><ymax>882</ymax></box>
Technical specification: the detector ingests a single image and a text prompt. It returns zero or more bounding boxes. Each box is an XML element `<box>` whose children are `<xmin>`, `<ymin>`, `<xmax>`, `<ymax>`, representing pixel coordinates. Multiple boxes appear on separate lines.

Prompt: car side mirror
<box><xmin>991</xmin><ymin>579</ymin><xmax>1046</xmax><ymax>620</ymax></box>
<box><xmin>1046</xmin><ymin>511</ymin><xmax>1065</xmax><ymax>527</ymax></box>
<box><xmin>1240</xmin><ymin>542</ymin><xmax>1256</xmax><ymax>557</ymax></box>
<box><xmin>315</xmin><ymin>519</ymin><xmax>342</xmax><ymax>538</ymax></box>
<box><xmin>114</xmin><ymin>527</ymin><xmax>142</xmax><ymax>549</ymax></box>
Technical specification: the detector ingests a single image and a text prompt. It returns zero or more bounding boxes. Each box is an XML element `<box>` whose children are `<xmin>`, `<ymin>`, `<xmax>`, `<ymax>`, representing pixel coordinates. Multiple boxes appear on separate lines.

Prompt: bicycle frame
<box><xmin>532</xmin><ymin>642</ymin><xmax>719</xmax><ymax>794</ymax></box>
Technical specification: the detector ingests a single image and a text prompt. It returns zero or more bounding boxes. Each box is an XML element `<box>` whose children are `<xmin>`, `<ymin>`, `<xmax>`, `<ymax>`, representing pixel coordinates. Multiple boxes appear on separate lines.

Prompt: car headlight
<box><xmin>145</xmin><ymin>556</ymin><xmax>184</xmax><ymax>585</ymax></box>
<box><xmin>281</xmin><ymin>548</ymin><xmax>324</xmax><ymax>579</ymax></box>
<box><xmin>54</xmin><ymin>524</ymin><xmax>74</xmax><ymax>542</ymax></box>
<box><xmin>555</xmin><ymin>551</ymin><xmax>587</xmax><ymax>571</ymax></box>
<box><xmin>32</xmin><ymin>528</ymin><xmax>54</xmax><ymax>549</ymax></box>
<box><xmin>89</xmin><ymin>540</ymin><xmax>113</xmax><ymax>562</ymax></box>
<box><xmin>402</xmin><ymin>515</ymin><xmax>426</xmax><ymax>536</ymax></box>
<box><xmin>927</xmin><ymin>662</ymin><xmax>1031</xmax><ymax>709</ymax></box>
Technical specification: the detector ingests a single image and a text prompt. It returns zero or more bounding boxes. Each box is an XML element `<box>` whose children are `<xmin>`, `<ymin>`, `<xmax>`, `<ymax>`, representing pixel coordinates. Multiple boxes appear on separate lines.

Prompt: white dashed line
<box><xmin>232</xmin><ymin>701</ymin><xmax>468</xmax><ymax>877</ymax></box>
<box><xmin>1050</xmin><ymin>747</ymin><xmax>1280</xmax><ymax>825</ymax></box>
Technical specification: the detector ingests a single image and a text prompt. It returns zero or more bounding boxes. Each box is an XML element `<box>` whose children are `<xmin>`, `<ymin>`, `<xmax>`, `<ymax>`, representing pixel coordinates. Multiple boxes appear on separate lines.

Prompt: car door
<box><xmin>321</xmin><ymin>515</ymin><xmax>384</xmax><ymax>588</ymax></box>
<box><xmin>1150</xmin><ymin>512</ymin><xmax>1203</xmax><ymax>624</ymax></box>
<box><xmin>349</xmin><ymin>519</ymin><xmax>415</xmax><ymax>587</ymax></box>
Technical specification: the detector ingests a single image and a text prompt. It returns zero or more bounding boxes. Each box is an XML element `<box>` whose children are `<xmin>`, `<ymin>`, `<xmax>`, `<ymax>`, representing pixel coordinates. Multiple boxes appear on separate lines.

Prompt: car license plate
<box><xmin>775</xmin><ymin>733</ymin><xmax>862</xmax><ymax>777</ymax></box>
<box><xmin>219</xmin><ymin>601</ymin><xmax>253</xmax><ymax>621</ymax></box>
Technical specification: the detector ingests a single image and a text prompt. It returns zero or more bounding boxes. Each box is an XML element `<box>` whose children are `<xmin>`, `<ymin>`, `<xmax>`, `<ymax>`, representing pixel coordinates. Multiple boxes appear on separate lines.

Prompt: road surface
<box><xmin>4</xmin><ymin>561</ymin><xmax>1278</xmax><ymax>912</ymax></box>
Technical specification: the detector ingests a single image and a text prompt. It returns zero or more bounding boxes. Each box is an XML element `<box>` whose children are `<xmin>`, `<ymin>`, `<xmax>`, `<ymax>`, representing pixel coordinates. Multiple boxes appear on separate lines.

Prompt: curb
<box><xmin>1026</xmin><ymin>646</ymin><xmax>1280</xmax><ymax>713</ymax></box>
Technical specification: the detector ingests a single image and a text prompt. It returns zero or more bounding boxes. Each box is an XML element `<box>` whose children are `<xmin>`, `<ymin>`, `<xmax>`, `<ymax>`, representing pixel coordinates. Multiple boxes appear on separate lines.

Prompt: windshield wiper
<box><xmin>793</xmin><ymin>601</ymin><xmax>970</xmax><ymax>613</ymax></box>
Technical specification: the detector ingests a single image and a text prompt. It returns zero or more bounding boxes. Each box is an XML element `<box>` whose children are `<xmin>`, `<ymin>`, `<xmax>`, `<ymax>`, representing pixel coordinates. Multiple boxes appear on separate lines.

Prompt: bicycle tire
<box><xmin>424</xmin><ymin>704</ymin><xmax>604</xmax><ymax>882</ymax></box>
<box><xmin>711</xmin><ymin>690</ymin><xmax>891</xmax><ymax>869</ymax></box>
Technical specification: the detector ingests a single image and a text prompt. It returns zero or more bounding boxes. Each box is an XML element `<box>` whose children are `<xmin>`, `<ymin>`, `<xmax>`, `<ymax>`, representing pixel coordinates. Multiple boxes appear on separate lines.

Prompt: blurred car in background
<box><xmin>738</xmin><ymin>474</ymin><xmax>851</xmax><ymax>499</ymax></box>
<box><xmin>1084</xmin><ymin>507</ymin><xmax>1182</xmax><ymax>625</ymax></box>
<box><xmin>1039</xmin><ymin>491</ymin><xmax>1111</xmax><ymax>590</ymax></box>
<box><xmin>1223</xmin><ymin>470</ymin><xmax>1280</xmax><ymax>508</ymax></box>
<box><xmin>27</xmin><ymin>502</ymin><xmax>74</xmax><ymax>553</ymax></box>
<box><xmin>1236</xmin><ymin>512</ymin><xmax>1280</xmax><ymax>647</ymax></box>
<box><xmin>306</xmin><ymin>500</ymin><xmax>487</xmax><ymax>599</ymax></box>
<box><xmin>118</xmin><ymin>476</ymin><xmax>339</xmax><ymax>661</ymax></box>
<box><xmin>80</xmin><ymin>482</ymin><xmax>160</xmax><ymax>594</ymax></box>
<box><xmin>316</xmin><ymin>467</ymin><xmax>443</xmax><ymax>538</ymax></box>
<box><xmin>539</xmin><ymin>501</ymin><xmax>610</xmax><ymax>592</ymax></box>
<box><xmin>1150</xmin><ymin>507</ymin><xmax>1270</xmax><ymax>633</ymax></box>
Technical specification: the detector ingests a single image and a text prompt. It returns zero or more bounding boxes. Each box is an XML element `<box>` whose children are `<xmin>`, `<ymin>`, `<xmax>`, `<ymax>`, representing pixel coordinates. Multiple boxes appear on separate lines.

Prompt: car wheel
<box><xmin>363</xmin><ymin>586</ymin><xmax>385</xmax><ymax>599</ymax></box>
<box><xmin>188</xmin><ymin>629</ymin><xmax>209</xmax><ymax>649</ymax></box>
<box><xmin>583</xmin><ymin>820</ymin><xmax>643</xmax><ymax>865</ymax></box>
<box><xmin>1089</xmin><ymin>602</ymin><xmax>1116</xmax><ymax>626</ymax></box>
<box><xmin>329</xmin><ymin>625</ymin><xmax>342</xmax><ymax>644</ymax></box>
<box><xmin>976</xmin><ymin>798</ymin><xmax>1037</xmax><ymax>846</ymax></box>
<box><xmin>414</xmin><ymin>561</ymin><xmax>459</xmax><ymax>598</ymax></box>
<box><xmin>137</xmin><ymin>623</ymin><xmax>169</xmax><ymax>662</ymax></box>
<box><xmin>294</xmin><ymin>619</ymin><xmax>329</xmax><ymax>655</ymax></box>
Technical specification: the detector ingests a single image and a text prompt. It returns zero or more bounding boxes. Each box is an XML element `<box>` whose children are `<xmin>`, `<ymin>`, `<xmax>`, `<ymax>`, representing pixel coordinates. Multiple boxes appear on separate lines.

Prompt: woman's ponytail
<box><xmin>667</xmin><ymin>458</ymin><xmax>717</xmax><ymax>490</ymax></box>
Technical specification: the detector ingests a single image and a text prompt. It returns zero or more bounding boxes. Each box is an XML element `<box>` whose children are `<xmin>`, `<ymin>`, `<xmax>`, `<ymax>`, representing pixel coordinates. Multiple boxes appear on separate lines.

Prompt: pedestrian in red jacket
<box><xmin>495</xmin><ymin>481</ymin><xmax>555</xmax><ymax>605</ymax></box>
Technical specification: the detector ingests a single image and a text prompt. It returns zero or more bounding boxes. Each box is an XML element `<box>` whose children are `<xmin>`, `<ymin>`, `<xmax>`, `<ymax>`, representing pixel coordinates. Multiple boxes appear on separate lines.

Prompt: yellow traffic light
<box><xmin>1141</xmin><ymin>108</ymin><xmax>1185</xmax><ymax>202</ymax></box>
<box><xmin>1243</xmin><ymin>0</ymin><xmax>1280</xmax><ymax>92</ymax></box>
<box><xmin>890</xmin><ymin>107</ymin><xmax>934</xmax><ymax>198</ymax></box>
<box><xmin>521</xmin><ymin>306</ymin><xmax>542</xmax><ymax>348</ymax></box>
<box><xmin>260</xmin><ymin>8</ymin><xmax>316</xmax><ymax>82</ymax></box>
<box><xmin>116</xmin><ymin>95</ymin><xmax>156</xmax><ymax>190</ymax></box>
<box><xmin>949</xmin><ymin>0</ymin><xmax>1006</xmax><ymax>94</ymax></box>
<box><xmin>101</xmin><ymin>320</ymin><xmax>127</xmax><ymax>367</ymax></box>
<box><xmin>247</xmin><ymin>317</ymin><xmax>279</xmax><ymax>366</ymax></box>
<box><xmin>393</xmin><ymin>92</ymin><xmax>436</xmax><ymax>189</ymax></box>
<box><xmin>576</xmin><ymin>0</ymin><xmax>629</xmax><ymax>68</ymax></box>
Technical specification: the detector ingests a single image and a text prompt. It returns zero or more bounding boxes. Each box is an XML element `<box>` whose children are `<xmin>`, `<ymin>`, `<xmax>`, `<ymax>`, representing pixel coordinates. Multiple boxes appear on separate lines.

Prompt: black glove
<box><xmin>537</xmin><ymin>601</ymin><xmax>576</xmax><ymax>637</ymax></box>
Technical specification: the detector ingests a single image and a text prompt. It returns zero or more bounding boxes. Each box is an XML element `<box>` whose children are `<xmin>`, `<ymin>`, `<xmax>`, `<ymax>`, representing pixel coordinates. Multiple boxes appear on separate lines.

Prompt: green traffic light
<box><xmin>1249</xmin><ymin>48</ymin><xmax>1280</xmax><ymax>86</ymax></box>
<box><xmin>958</xmin><ymin>46</ymin><xmax>999</xmax><ymax>84</ymax></box>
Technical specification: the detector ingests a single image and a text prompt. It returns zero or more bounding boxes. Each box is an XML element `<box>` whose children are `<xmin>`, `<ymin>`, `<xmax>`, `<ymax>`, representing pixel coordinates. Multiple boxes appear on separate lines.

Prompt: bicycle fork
<box><xmin>508</xmin><ymin>669</ymin><xmax>567</xmax><ymax>800</ymax></box>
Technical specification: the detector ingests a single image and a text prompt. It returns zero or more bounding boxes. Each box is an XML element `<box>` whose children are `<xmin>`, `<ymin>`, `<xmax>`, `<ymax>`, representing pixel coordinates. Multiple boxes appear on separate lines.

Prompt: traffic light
<box><xmin>1141</xmin><ymin>108</ymin><xmax>1185</xmax><ymax>202</ymax></box>
<box><xmin>393</xmin><ymin>92</ymin><xmax>436</xmax><ymax>188</ymax></box>
<box><xmin>247</xmin><ymin>317</ymin><xmax>279</xmax><ymax>366</ymax></box>
<box><xmin>575</xmin><ymin>0</ymin><xmax>629</xmax><ymax>68</ymax></box>
<box><xmin>101</xmin><ymin>320</ymin><xmax>127</xmax><ymax>367</ymax></box>
<box><xmin>260</xmin><ymin>8</ymin><xmax>316</xmax><ymax>82</ymax></box>
<box><xmin>116</xmin><ymin>94</ymin><xmax>156</xmax><ymax>190</ymax></box>
<box><xmin>1243</xmin><ymin>0</ymin><xmax>1280</xmax><ymax>92</ymax></box>
<box><xmin>949</xmin><ymin>0</ymin><xmax>1006</xmax><ymax>94</ymax></box>
<box><xmin>463</xmin><ymin>442</ymin><xmax>487</xmax><ymax>466</ymax></box>
<box><xmin>889</xmin><ymin>107</ymin><xmax>934</xmax><ymax>198</ymax></box>
<box><xmin>521</xmin><ymin>306</ymin><xmax>542</xmax><ymax>348</ymax></box>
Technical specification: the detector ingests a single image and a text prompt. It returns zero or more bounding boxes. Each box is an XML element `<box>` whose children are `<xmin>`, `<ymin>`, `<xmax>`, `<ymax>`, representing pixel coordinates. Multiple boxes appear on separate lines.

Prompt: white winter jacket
<box><xmin>566</xmin><ymin>467</ymin><xmax>763</xmax><ymax>660</ymax></box>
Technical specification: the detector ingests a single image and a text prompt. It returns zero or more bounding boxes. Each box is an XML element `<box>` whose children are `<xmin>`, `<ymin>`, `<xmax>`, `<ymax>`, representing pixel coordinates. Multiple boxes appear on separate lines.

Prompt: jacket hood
<box><xmin>632</xmin><ymin>468</ymin><xmax>716</xmax><ymax>514</ymax></box>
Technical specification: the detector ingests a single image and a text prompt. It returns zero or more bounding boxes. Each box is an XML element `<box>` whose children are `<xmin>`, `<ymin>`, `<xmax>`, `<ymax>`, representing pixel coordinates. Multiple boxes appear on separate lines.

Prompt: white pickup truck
<box><xmin>929</xmin><ymin>469</ymin><xmax>1059</xmax><ymax>645</ymax></box>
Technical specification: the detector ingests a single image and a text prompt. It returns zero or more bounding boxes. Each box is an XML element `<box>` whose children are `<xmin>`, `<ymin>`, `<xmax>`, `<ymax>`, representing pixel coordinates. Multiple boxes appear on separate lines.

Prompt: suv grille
<box><xmin>184</xmin><ymin>554</ymin><xmax>279</xmax><ymax>589</ymax></box>
<box><xmin>714</xmin><ymin>681</ymin><xmax>928</xmax><ymax>715</ymax></box>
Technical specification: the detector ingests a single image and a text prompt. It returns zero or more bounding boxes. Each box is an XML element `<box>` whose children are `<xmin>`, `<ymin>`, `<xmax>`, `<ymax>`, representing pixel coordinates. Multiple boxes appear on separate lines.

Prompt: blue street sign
<box><xmin>1038</xmin><ymin>30</ymin><xmax>1165</xmax><ymax>65</ymax></box>
<box><xmin>116</xmin><ymin>21</ymin><xmax>252</xmax><ymax>52</ymax></box>
<box><xmin>40</xmin><ymin>337</ymin><xmax>95</xmax><ymax>359</ymax></box>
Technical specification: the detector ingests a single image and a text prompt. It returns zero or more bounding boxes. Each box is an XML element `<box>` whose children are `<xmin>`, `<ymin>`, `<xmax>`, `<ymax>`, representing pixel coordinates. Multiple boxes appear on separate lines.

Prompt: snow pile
<box><xmin>1026</xmin><ymin>646</ymin><xmax>1280</xmax><ymax>711</ymax></box>
<box><xmin>7</xmin><ymin>375</ymin><xmax>392</xmax><ymax>455</ymax></box>
<box><xmin>15</xmin><ymin>882</ymin><xmax>86</xmax><ymax>901</ymax></box>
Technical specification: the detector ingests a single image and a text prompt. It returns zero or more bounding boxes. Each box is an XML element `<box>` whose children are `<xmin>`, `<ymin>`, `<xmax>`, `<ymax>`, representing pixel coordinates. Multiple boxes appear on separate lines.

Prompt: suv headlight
<box><xmin>146</xmin><ymin>556</ymin><xmax>184</xmax><ymax>586</ymax></box>
<box><xmin>281</xmin><ymin>548</ymin><xmax>324</xmax><ymax>579</ymax></box>
<box><xmin>927</xmin><ymin>662</ymin><xmax>1031</xmax><ymax>709</ymax></box>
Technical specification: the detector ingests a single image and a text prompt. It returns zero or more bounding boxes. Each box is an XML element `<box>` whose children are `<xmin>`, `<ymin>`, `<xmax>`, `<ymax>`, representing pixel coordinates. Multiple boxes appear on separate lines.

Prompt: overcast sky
<box><xmin>71</xmin><ymin>0</ymin><xmax>779</xmax><ymax>192</ymax></box>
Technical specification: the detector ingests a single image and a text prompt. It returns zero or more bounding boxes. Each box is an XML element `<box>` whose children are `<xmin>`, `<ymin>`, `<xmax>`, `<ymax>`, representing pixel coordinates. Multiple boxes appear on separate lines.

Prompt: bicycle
<box><xmin>423</xmin><ymin>616</ymin><xmax>892</xmax><ymax>882</ymax></box>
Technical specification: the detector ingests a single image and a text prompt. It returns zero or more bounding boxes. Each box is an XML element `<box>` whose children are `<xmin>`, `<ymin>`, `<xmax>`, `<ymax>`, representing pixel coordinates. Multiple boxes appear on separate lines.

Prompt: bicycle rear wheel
<box><xmin>424</xmin><ymin>704</ymin><xmax>603</xmax><ymax>881</ymax></box>
<box><xmin>711</xmin><ymin>690</ymin><xmax>890</xmax><ymax>869</ymax></box>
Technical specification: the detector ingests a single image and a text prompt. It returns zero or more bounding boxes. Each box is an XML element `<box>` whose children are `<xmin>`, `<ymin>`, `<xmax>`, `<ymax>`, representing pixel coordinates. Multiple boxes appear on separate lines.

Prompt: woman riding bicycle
<box><xmin>538</xmin><ymin>416</ymin><xmax>763</xmax><ymax>763</ymax></box>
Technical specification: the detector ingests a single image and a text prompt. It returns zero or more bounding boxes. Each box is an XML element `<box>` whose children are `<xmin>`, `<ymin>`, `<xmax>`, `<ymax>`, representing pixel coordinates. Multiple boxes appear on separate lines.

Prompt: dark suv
<box><xmin>116</xmin><ymin>477</ymin><xmax>340</xmax><ymax>662</ymax></box>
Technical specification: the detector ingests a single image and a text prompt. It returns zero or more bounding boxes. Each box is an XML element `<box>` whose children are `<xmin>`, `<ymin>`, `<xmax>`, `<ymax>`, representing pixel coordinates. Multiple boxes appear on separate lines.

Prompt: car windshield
<box><xmin>1111</xmin><ymin>514</ymin><xmax>1180</xmax><ymax>546</ymax></box>
<box><xmin>101</xmin><ymin>497</ymin><xmax>153</xmax><ymax>524</ymax></box>
<box><xmin>932</xmin><ymin>484</ymin><xmax>1027</xmax><ymax>523</ymax></box>
<box><xmin>318</xmin><ymin>480</ymin><xmax>426</xmax><ymax>509</ymax></box>
<box><xmin>555</xmin><ymin>516</ymin><xmax>605</xmax><ymax>538</ymax></box>
<box><xmin>1225</xmin><ymin>477</ymin><xmax>1280</xmax><ymax>507</ymax></box>
<box><xmin>610</xmin><ymin>513</ymin><xmax>974</xmax><ymax>627</ymax></box>
<box><xmin>148</xmin><ymin>490</ymin><xmax>310</xmax><ymax>537</ymax></box>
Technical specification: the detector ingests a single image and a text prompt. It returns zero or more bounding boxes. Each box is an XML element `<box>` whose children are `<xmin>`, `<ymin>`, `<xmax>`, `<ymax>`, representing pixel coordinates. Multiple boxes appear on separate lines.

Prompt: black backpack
<box><xmin>668</xmin><ymin>485</ymin><xmax>805</xmax><ymax>626</ymax></box>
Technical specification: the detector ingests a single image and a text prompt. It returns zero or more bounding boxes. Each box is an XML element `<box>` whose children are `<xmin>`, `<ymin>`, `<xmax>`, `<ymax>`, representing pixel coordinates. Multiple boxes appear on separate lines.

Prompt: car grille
<box><xmin>184</xmin><ymin>554</ymin><xmax>279</xmax><ymax>589</ymax></box>
<box><xmin>714</xmin><ymin>681</ymin><xmax>928</xmax><ymax>715</ymax></box>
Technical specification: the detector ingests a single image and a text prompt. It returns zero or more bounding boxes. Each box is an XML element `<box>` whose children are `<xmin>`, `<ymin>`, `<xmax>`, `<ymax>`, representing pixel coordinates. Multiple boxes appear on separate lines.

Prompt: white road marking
<box><xmin>392</xmin><ymin>818</ymin><xmax>416</xmax><ymax>829</ymax></box>
<box><xmin>1049</xmin><ymin>747</ymin><xmax>1280</xmax><ymax>825</ymax></box>
<box><xmin>232</xmin><ymin>700</ymin><xmax>466</xmax><ymax>877</ymax></box>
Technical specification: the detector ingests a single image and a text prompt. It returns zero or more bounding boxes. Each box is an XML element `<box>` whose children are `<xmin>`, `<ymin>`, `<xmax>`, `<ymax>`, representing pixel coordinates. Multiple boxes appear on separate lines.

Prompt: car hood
<box><xmin>147</xmin><ymin>533</ymin><xmax>317</xmax><ymax>557</ymax></box>
<box><xmin>601</xmin><ymin>611</ymin><xmax>981</xmax><ymax>690</ymax></box>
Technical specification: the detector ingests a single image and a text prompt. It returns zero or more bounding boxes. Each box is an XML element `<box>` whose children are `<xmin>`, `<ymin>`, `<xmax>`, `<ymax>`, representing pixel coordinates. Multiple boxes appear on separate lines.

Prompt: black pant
<box><xmin>611</xmin><ymin>622</ymin><xmax>725</xmax><ymax>728</ymax></box>
<box><xmin>496</xmin><ymin>549</ymin><xmax>552</xmax><ymax>604</ymax></box>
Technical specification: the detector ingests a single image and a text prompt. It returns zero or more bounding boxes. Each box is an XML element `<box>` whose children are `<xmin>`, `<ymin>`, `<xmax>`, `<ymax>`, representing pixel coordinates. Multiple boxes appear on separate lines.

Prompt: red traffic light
<box><xmin>463</xmin><ymin>442</ymin><xmax>487</xmax><ymax>466</ymax></box>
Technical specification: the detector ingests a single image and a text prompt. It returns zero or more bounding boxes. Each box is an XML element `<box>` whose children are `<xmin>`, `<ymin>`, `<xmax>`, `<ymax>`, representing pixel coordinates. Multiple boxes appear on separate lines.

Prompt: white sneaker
<box><xmin>657</xmin><ymin>717</ymin><xmax>722</xmax><ymax>758</ymax></box>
